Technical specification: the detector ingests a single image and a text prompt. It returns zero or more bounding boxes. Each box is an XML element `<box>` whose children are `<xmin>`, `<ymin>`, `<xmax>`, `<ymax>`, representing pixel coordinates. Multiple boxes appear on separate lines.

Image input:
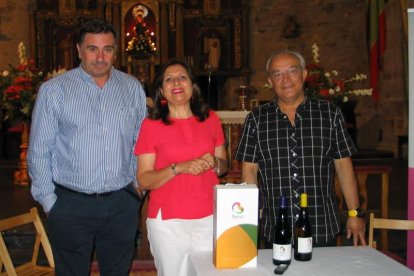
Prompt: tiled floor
<box><xmin>0</xmin><ymin>154</ymin><xmax>410</xmax><ymax>265</ymax></box>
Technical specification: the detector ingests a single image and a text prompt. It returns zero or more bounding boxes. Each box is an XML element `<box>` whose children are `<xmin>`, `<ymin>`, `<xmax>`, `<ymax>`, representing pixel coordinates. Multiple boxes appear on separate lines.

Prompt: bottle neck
<box><xmin>297</xmin><ymin>206</ymin><xmax>309</xmax><ymax>223</ymax></box>
<box><xmin>300</xmin><ymin>207</ymin><xmax>308</xmax><ymax>215</ymax></box>
<box><xmin>277</xmin><ymin>208</ymin><xmax>291</xmax><ymax>230</ymax></box>
<box><xmin>278</xmin><ymin>196</ymin><xmax>288</xmax><ymax>221</ymax></box>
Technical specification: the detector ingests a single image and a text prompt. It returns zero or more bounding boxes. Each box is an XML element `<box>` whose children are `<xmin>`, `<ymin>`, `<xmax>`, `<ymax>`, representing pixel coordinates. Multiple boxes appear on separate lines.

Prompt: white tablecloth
<box><xmin>184</xmin><ymin>247</ymin><xmax>414</xmax><ymax>276</ymax></box>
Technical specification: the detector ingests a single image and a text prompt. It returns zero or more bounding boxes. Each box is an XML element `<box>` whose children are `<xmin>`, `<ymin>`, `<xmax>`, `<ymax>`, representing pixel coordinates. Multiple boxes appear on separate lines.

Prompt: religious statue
<box><xmin>204</xmin><ymin>37</ymin><xmax>221</xmax><ymax>71</ymax></box>
<box><xmin>126</xmin><ymin>4</ymin><xmax>157</xmax><ymax>56</ymax></box>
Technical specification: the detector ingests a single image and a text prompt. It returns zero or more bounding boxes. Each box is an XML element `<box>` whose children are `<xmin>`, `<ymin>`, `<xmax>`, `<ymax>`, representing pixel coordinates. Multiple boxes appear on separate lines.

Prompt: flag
<box><xmin>369</xmin><ymin>0</ymin><xmax>386</xmax><ymax>103</ymax></box>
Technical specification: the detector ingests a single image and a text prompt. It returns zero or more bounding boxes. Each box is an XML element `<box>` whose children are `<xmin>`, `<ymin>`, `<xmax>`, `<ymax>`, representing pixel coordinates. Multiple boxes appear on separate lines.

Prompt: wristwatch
<box><xmin>348</xmin><ymin>207</ymin><xmax>365</xmax><ymax>218</ymax></box>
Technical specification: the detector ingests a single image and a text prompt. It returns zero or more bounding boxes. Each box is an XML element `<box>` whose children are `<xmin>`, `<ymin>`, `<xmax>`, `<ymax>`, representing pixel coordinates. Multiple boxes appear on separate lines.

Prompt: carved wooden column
<box><xmin>241</xmin><ymin>0</ymin><xmax>250</xmax><ymax>74</ymax></box>
<box><xmin>175</xmin><ymin>0</ymin><xmax>184</xmax><ymax>58</ymax></box>
<box><xmin>14</xmin><ymin>123</ymin><xmax>30</xmax><ymax>186</ymax></box>
<box><xmin>159</xmin><ymin>0</ymin><xmax>169</xmax><ymax>64</ymax></box>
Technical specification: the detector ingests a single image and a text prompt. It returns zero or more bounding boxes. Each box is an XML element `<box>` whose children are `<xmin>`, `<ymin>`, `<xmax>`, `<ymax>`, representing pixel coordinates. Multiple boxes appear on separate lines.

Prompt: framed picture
<box><xmin>195</xmin><ymin>16</ymin><xmax>231</xmax><ymax>73</ymax></box>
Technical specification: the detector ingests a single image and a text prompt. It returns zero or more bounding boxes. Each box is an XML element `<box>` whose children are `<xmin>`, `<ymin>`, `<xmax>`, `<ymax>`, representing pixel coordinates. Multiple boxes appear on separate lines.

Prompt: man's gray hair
<box><xmin>265</xmin><ymin>50</ymin><xmax>306</xmax><ymax>74</ymax></box>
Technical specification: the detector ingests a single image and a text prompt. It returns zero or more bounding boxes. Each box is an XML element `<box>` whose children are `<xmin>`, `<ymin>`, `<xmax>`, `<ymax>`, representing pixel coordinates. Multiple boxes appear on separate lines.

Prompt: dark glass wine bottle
<box><xmin>294</xmin><ymin>193</ymin><xmax>312</xmax><ymax>261</ymax></box>
<box><xmin>273</xmin><ymin>196</ymin><xmax>292</xmax><ymax>265</ymax></box>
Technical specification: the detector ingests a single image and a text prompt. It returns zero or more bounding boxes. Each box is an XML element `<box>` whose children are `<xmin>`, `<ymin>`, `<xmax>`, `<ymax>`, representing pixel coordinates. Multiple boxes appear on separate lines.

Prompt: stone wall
<box><xmin>247</xmin><ymin>0</ymin><xmax>410</xmax><ymax>156</ymax></box>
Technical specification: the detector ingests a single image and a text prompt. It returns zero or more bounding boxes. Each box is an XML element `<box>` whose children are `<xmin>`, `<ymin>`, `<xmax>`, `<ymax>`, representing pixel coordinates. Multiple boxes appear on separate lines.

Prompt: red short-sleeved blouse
<box><xmin>134</xmin><ymin>111</ymin><xmax>225</xmax><ymax>219</ymax></box>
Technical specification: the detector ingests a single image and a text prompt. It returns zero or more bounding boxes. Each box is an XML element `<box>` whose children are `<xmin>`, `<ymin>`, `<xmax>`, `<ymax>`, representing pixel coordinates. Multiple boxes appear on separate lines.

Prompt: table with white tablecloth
<box><xmin>184</xmin><ymin>247</ymin><xmax>414</xmax><ymax>276</ymax></box>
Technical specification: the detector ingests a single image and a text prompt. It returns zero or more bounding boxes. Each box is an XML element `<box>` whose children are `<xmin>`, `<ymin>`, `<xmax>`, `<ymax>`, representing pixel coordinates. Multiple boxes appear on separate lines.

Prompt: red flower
<box><xmin>306</xmin><ymin>63</ymin><xmax>323</xmax><ymax>70</ymax></box>
<box><xmin>305</xmin><ymin>74</ymin><xmax>323</xmax><ymax>88</ymax></box>
<box><xmin>4</xmin><ymin>85</ymin><xmax>24</xmax><ymax>94</ymax></box>
<box><xmin>333</xmin><ymin>80</ymin><xmax>345</xmax><ymax>91</ymax></box>
<box><xmin>10</xmin><ymin>94</ymin><xmax>21</xmax><ymax>100</ymax></box>
<box><xmin>13</xmin><ymin>76</ymin><xmax>32</xmax><ymax>85</ymax></box>
<box><xmin>18</xmin><ymin>64</ymin><xmax>28</xmax><ymax>71</ymax></box>
<box><xmin>319</xmin><ymin>89</ymin><xmax>330</xmax><ymax>97</ymax></box>
<box><xmin>27</xmin><ymin>59</ymin><xmax>36</xmax><ymax>66</ymax></box>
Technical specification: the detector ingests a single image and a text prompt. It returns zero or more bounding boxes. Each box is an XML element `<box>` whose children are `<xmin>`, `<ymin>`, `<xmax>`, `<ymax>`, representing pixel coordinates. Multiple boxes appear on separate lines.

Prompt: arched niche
<box><xmin>120</xmin><ymin>0</ymin><xmax>160</xmax><ymax>66</ymax></box>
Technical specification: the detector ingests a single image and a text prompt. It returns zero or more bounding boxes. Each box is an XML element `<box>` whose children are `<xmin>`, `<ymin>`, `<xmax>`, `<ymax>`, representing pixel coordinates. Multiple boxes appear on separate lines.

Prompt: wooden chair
<box><xmin>335</xmin><ymin>165</ymin><xmax>392</xmax><ymax>247</ymax></box>
<box><xmin>368</xmin><ymin>213</ymin><xmax>414</xmax><ymax>265</ymax></box>
<box><xmin>0</xmin><ymin>207</ymin><xmax>54</xmax><ymax>276</ymax></box>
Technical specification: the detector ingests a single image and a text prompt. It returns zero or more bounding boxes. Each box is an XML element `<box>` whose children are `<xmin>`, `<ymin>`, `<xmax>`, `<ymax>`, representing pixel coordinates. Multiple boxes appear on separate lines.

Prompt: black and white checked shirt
<box><xmin>235</xmin><ymin>97</ymin><xmax>357</xmax><ymax>244</ymax></box>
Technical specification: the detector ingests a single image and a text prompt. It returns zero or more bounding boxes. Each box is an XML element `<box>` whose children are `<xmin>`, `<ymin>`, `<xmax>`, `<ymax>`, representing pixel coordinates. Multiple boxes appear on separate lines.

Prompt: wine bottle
<box><xmin>273</xmin><ymin>196</ymin><xmax>292</xmax><ymax>265</ymax></box>
<box><xmin>294</xmin><ymin>193</ymin><xmax>312</xmax><ymax>261</ymax></box>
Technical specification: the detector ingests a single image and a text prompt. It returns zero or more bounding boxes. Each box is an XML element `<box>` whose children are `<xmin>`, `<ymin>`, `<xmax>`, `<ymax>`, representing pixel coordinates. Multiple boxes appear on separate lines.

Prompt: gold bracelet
<box><xmin>171</xmin><ymin>163</ymin><xmax>179</xmax><ymax>175</ymax></box>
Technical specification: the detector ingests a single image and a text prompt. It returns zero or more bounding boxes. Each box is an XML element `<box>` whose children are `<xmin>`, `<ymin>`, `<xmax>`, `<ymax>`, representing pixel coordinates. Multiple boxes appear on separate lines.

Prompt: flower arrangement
<box><xmin>0</xmin><ymin>42</ymin><xmax>45</xmax><ymax>124</ymax></box>
<box><xmin>304</xmin><ymin>43</ymin><xmax>372</xmax><ymax>105</ymax></box>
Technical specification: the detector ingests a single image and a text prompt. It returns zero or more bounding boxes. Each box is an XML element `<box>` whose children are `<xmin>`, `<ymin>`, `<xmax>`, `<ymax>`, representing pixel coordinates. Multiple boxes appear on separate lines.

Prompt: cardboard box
<box><xmin>213</xmin><ymin>184</ymin><xmax>259</xmax><ymax>268</ymax></box>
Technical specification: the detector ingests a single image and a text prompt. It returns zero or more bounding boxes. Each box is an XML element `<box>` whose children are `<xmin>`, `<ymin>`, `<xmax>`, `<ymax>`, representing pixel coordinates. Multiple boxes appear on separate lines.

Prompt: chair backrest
<box><xmin>0</xmin><ymin>207</ymin><xmax>54</xmax><ymax>276</ymax></box>
<box><xmin>368</xmin><ymin>213</ymin><xmax>414</xmax><ymax>248</ymax></box>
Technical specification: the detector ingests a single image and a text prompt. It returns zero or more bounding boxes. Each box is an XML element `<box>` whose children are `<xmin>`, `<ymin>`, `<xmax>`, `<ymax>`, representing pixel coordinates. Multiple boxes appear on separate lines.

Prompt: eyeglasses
<box><xmin>269</xmin><ymin>67</ymin><xmax>301</xmax><ymax>81</ymax></box>
<box><xmin>163</xmin><ymin>74</ymin><xmax>190</xmax><ymax>85</ymax></box>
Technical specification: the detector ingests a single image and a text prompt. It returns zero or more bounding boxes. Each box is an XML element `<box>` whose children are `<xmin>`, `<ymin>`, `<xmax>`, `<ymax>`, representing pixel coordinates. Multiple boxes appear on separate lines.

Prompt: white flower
<box><xmin>342</xmin><ymin>96</ymin><xmax>348</xmax><ymax>102</ymax></box>
<box><xmin>21</xmin><ymin>105</ymin><xmax>31</xmax><ymax>115</ymax></box>
<box><xmin>351</xmin><ymin>89</ymin><xmax>373</xmax><ymax>96</ymax></box>
<box><xmin>325</xmin><ymin>72</ymin><xmax>330</xmax><ymax>78</ymax></box>
<box><xmin>332</xmin><ymin>70</ymin><xmax>338</xmax><ymax>76</ymax></box>
<box><xmin>329</xmin><ymin>88</ymin><xmax>335</xmax><ymax>95</ymax></box>
<box><xmin>2</xmin><ymin>70</ymin><xmax>9</xmax><ymax>77</ymax></box>
<box><xmin>46</xmin><ymin>68</ymin><xmax>67</xmax><ymax>79</ymax></box>
<box><xmin>348</xmin><ymin>73</ymin><xmax>368</xmax><ymax>82</ymax></box>
<box><xmin>312</xmin><ymin>43</ymin><xmax>320</xmax><ymax>63</ymax></box>
<box><xmin>18</xmin><ymin>42</ymin><xmax>27</xmax><ymax>65</ymax></box>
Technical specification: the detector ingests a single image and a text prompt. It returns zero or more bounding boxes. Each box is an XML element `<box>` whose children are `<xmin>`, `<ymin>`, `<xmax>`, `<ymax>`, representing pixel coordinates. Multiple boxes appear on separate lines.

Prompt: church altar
<box><xmin>216</xmin><ymin>110</ymin><xmax>248</xmax><ymax>125</ymax></box>
<box><xmin>216</xmin><ymin>110</ymin><xmax>249</xmax><ymax>183</ymax></box>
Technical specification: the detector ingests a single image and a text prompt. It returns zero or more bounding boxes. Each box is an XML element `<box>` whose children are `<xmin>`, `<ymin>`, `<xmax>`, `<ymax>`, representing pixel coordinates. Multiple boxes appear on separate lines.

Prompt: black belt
<box><xmin>55</xmin><ymin>184</ymin><xmax>127</xmax><ymax>197</ymax></box>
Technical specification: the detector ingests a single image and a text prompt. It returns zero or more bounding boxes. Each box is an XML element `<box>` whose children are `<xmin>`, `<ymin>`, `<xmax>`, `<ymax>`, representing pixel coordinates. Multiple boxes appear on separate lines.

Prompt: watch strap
<box><xmin>348</xmin><ymin>207</ymin><xmax>365</xmax><ymax>218</ymax></box>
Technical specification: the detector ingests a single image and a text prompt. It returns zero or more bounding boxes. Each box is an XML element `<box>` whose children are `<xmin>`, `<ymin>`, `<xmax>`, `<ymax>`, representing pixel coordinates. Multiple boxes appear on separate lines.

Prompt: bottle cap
<box><xmin>300</xmin><ymin>193</ymin><xmax>308</xmax><ymax>207</ymax></box>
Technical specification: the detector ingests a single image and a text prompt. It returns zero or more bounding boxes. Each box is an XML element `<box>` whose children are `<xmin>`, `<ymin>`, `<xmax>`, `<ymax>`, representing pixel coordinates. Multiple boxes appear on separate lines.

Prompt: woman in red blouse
<box><xmin>134</xmin><ymin>58</ymin><xmax>227</xmax><ymax>276</ymax></box>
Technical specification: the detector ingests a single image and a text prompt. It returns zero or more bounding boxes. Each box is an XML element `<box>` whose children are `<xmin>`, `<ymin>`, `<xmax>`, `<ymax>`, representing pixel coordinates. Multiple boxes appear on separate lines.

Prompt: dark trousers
<box><xmin>47</xmin><ymin>184</ymin><xmax>142</xmax><ymax>276</ymax></box>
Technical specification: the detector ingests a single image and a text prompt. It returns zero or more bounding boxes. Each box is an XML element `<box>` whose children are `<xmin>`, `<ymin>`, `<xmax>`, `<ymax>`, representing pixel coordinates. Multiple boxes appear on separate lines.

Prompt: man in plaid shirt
<box><xmin>235</xmin><ymin>50</ymin><xmax>366</xmax><ymax>247</ymax></box>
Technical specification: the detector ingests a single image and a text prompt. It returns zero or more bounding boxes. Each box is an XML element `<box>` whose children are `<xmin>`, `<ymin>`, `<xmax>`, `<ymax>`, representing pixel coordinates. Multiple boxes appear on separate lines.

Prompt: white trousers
<box><xmin>146</xmin><ymin>210</ymin><xmax>213</xmax><ymax>276</ymax></box>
